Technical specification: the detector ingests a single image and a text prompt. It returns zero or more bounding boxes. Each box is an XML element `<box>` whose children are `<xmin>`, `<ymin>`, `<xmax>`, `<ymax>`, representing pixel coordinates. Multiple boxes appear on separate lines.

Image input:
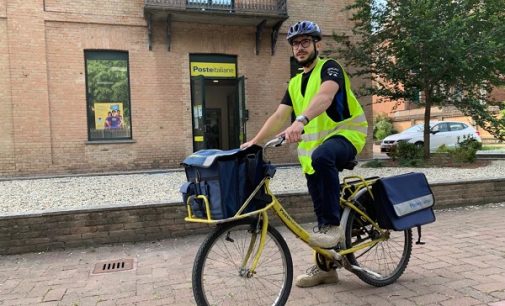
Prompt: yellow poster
<box><xmin>94</xmin><ymin>102</ymin><xmax>124</xmax><ymax>129</ymax></box>
<box><xmin>190</xmin><ymin>62</ymin><xmax>236</xmax><ymax>77</ymax></box>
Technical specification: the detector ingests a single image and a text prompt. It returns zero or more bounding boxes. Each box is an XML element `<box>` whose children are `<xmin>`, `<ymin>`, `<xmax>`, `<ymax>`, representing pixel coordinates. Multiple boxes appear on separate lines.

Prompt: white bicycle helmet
<box><xmin>286</xmin><ymin>20</ymin><xmax>322</xmax><ymax>44</ymax></box>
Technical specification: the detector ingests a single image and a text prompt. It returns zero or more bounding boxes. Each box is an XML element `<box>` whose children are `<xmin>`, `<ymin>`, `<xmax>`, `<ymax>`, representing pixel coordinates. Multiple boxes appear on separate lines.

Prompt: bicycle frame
<box><xmin>185</xmin><ymin>174</ymin><xmax>386</xmax><ymax>276</ymax></box>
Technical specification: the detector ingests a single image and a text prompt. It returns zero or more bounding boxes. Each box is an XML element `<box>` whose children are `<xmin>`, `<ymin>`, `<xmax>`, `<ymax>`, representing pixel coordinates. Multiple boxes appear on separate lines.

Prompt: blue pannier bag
<box><xmin>372</xmin><ymin>172</ymin><xmax>435</xmax><ymax>231</ymax></box>
<box><xmin>180</xmin><ymin>145</ymin><xmax>273</xmax><ymax>220</ymax></box>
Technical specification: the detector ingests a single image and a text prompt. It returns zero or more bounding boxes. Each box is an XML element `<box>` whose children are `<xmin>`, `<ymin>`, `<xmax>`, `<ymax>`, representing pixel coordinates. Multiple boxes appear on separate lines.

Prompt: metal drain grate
<box><xmin>92</xmin><ymin>258</ymin><xmax>135</xmax><ymax>275</ymax></box>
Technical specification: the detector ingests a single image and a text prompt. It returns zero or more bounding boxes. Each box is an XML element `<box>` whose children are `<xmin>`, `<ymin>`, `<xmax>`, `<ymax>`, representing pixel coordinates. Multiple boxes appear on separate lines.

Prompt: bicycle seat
<box><xmin>338</xmin><ymin>159</ymin><xmax>358</xmax><ymax>172</ymax></box>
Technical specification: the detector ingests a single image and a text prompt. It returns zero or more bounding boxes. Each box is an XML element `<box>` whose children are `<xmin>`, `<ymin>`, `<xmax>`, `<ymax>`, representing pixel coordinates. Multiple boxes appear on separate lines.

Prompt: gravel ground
<box><xmin>1</xmin><ymin>160</ymin><xmax>505</xmax><ymax>215</ymax></box>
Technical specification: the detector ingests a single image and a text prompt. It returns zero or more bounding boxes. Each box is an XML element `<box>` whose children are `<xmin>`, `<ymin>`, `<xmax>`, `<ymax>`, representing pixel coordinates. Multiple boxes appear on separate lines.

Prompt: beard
<box><xmin>295</xmin><ymin>49</ymin><xmax>318</xmax><ymax>67</ymax></box>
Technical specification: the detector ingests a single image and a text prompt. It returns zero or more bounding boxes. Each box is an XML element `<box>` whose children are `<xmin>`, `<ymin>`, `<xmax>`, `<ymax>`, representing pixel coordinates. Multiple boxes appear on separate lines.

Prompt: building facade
<box><xmin>0</xmin><ymin>0</ymin><xmax>372</xmax><ymax>176</ymax></box>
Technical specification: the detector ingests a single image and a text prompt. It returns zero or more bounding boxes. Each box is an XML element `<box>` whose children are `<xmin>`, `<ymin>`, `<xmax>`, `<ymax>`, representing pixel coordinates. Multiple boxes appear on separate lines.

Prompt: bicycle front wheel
<box><xmin>345</xmin><ymin>208</ymin><xmax>412</xmax><ymax>287</ymax></box>
<box><xmin>192</xmin><ymin>219</ymin><xmax>293</xmax><ymax>306</ymax></box>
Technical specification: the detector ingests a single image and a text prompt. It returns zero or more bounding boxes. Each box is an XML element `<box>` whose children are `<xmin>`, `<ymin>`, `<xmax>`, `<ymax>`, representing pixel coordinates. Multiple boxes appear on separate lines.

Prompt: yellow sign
<box><xmin>190</xmin><ymin>62</ymin><xmax>236</xmax><ymax>77</ymax></box>
<box><xmin>94</xmin><ymin>102</ymin><xmax>124</xmax><ymax>129</ymax></box>
<box><xmin>194</xmin><ymin>136</ymin><xmax>204</xmax><ymax>142</ymax></box>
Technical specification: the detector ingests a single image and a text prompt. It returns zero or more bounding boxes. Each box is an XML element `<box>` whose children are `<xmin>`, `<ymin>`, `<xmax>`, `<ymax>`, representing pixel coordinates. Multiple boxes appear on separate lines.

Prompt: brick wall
<box><xmin>44</xmin><ymin>0</ymin><xmax>143</xmax><ymax>17</ymax></box>
<box><xmin>4</xmin><ymin>0</ymin><xmax>53</xmax><ymax>175</ymax></box>
<box><xmin>0</xmin><ymin>0</ymin><xmax>5</xmax><ymax>16</ymax></box>
<box><xmin>0</xmin><ymin>10</ymin><xmax>15</xmax><ymax>173</ymax></box>
<box><xmin>1</xmin><ymin>178</ymin><xmax>504</xmax><ymax>255</ymax></box>
<box><xmin>1</xmin><ymin>0</ymin><xmax>372</xmax><ymax>176</ymax></box>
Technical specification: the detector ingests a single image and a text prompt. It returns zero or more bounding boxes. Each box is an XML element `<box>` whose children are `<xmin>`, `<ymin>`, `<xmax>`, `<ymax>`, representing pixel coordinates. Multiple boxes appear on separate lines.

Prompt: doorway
<box><xmin>190</xmin><ymin>76</ymin><xmax>246</xmax><ymax>151</ymax></box>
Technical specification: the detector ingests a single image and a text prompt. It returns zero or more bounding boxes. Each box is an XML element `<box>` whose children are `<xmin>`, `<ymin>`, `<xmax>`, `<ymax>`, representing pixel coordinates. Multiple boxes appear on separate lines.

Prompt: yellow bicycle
<box><xmin>184</xmin><ymin>137</ymin><xmax>413</xmax><ymax>306</ymax></box>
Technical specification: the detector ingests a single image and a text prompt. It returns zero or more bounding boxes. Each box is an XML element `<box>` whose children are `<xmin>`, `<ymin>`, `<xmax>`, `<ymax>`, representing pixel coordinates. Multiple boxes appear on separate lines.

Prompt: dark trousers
<box><xmin>305</xmin><ymin>136</ymin><xmax>357</xmax><ymax>227</ymax></box>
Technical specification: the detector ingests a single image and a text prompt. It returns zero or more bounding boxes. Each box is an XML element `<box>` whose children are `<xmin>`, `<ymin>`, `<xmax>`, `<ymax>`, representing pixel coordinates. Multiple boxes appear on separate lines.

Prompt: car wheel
<box><xmin>414</xmin><ymin>142</ymin><xmax>423</xmax><ymax>148</ymax></box>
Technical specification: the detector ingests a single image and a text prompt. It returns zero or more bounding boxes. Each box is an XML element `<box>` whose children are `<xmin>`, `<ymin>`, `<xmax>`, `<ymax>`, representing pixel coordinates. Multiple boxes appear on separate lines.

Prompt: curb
<box><xmin>1</xmin><ymin>178</ymin><xmax>505</xmax><ymax>255</ymax></box>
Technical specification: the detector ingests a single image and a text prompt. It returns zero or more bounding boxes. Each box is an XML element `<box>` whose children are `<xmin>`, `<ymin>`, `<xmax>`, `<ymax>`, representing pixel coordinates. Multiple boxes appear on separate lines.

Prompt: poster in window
<box><xmin>94</xmin><ymin>102</ymin><xmax>124</xmax><ymax>129</ymax></box>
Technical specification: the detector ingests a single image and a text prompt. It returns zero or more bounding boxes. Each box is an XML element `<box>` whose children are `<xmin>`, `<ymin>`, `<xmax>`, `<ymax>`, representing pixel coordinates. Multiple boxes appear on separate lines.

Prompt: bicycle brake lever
<box><xmin>265</xmin><ymin>135</ymin><xmax>286</xmax><ymax>148</ymax></box>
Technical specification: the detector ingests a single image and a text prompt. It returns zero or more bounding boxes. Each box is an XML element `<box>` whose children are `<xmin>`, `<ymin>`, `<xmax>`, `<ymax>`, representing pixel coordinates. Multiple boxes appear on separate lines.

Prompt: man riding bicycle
<box><xmin>241</xmin><ymin>20</ymin><xmax>368</xmax><ymax>288</ymax></box>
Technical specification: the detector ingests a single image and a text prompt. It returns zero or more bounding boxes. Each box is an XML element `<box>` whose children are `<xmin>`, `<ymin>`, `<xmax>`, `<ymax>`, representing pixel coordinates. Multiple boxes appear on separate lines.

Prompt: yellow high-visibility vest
<box><xmin>288</xmin><ymin>57</ymin><xmax>368</xmax><ymax>174</ymax></box>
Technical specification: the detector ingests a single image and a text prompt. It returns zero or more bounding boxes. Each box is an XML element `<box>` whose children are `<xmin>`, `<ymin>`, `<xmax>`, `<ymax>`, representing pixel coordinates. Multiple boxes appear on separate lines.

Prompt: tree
<box><xmin>87</xmin><ymin>60</ymin><xmax>129</xmax><ymax>104</ymax></box>
<box><xmin>333</xmin><ymin>0</ymin><xmax>505</xmax><ymax>158</ymax></box>
<box><xmin>87</xmin><ymin>59</ymin><xmax>130</xmax><ymax>128</ymax></box>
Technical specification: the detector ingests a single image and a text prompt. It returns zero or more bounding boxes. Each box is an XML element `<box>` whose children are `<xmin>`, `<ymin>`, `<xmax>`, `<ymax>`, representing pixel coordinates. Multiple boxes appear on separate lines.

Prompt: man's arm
<box><xmin>241</xmin><ymin>104</ymin><xmax>292</xmax><ymax>148</ymax></box>
<box><xmin>282</xmin><ymin>80</ymin><xmax>339</xmax><ymax>143</ymax></box>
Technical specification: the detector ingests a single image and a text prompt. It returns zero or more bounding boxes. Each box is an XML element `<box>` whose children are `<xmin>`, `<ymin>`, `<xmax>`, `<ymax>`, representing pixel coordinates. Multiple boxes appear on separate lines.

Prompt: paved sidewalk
<box><xmin>1</xmin><ymin>204</ymin><xmax>505</xmax><ymax>306</ymax></box>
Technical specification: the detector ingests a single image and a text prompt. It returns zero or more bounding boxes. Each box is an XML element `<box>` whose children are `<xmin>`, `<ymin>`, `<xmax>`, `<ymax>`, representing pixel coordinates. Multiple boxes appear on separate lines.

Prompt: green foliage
<box><xmin>449</xmin><ymin>138</ymin><xmax>479</xmax><ymax>163</ymax></box>
<box><xmin>447</xmin><ymin>136</ymin><xmax>481</xmax><ymax>163</ymax></box>
<box><xmin>435</xmin><ymin>144</ymin><xmax>450</xmax><ymax>153</ymax></box>
<box><xmin>373</xmin><ymin>115</ymin><xmax>396</xmax><ymax>141</ymax></box>
<box><xmin>435</xmin><ymin>136</ymin><xmax>480</xmax><ymax>163</ymax></box>
<box><xmin>389</xmin><ymin>142</ymin><xmax>424</xmax><ymax>166</ymax></box>
<box><xmin>87</xmin><ymin>60</ymin><xmax>129</xmax><ymax>104</ymax></box>
<box><xmin>458</xmin><ymin>136</ymin><xmax>482</xmax><ymax>150</ymax></box>
<box><xmin>362</xmin><ymin>159</ymin><xmax>385</xmax><ymax>168</ymax></box>
<box><xmin>87</xmin><ymin>59</ymin><xmax>130</xmax><ymax>128</ymax></box>
<box><xmin>333</xmin><ymin>0</ymin><xmax>505</xmax><ymax>147</ymax></box>
<box><xmin>481</xmin><ymin>145</ymin><xmax>505</xmax><ymax>151</ymax></box>
<box><xmin>449</xmin><ymin>147</ymin><xmax>476</xmax><ymax>163</ymax></box>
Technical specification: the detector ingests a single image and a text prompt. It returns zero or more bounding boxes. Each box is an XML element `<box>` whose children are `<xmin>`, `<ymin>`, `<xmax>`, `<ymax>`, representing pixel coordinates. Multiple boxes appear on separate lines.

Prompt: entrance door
<box><xmin>237</xmin><ymin>76</ymin><xmax>247</xmax><ymax>145</ymax></box>
<box><xmin>190</xmin><ymin>76</ymin><xmax>206</xmax><ymax>151</ymax></box>
<box><xmin>190</xmin><ymin>76</ymin><xmax>246</xmax><ymax>151</ymax></box>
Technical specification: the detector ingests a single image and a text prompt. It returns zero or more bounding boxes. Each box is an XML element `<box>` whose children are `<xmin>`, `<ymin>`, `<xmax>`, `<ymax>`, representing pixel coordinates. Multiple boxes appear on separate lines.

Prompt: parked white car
<box><xmin>380</xmin><ymin>121</ymin><xmax>482</xmax><ymax>153</ymax></box>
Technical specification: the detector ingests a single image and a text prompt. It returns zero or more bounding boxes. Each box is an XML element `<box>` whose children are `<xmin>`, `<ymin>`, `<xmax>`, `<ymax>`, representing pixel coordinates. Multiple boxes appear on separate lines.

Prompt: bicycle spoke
<box><xmin>193</xmin><ymin>221</ymin><xmax>292</xmax><ymax>305</ymax></box>
<box><xmin>346</xmin><ymin>206</ymin><xmax>412</xmax><ymax>286</ymax></box>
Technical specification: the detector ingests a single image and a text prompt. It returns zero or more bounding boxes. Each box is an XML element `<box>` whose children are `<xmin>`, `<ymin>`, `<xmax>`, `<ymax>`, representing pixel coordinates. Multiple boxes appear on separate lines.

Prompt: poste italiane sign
<box><xmin>190</xmin><ymin>62</ymin><xmax>236</xmax><ymax>78</ymax></box>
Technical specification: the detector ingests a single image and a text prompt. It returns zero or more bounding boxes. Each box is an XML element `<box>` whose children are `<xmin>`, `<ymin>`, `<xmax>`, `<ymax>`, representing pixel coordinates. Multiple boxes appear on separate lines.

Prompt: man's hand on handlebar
<box><xmin>241</xmin><ymin>119</ymin><xmax>303</xmax><ymax>149</ymax></box>
<box><xmin>281</xmin><ymin>120</ymin><xmax>304</xmax><ymax>144</ymax></box>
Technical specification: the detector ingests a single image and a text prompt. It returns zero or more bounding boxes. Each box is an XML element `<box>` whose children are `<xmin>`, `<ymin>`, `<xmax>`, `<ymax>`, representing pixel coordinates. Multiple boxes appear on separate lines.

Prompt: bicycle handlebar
<box><xmin>264</xmin><ymin>135</ymin><xmax>286</xmax><ymax>149</ymax></box>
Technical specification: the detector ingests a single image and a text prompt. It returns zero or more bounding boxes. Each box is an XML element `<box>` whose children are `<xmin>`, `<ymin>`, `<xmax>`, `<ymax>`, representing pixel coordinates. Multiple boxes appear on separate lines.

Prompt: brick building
<box><xmin>0</xmin><ymin>0</ymin><xmax>372</xmax><ymax>176</ymax></box>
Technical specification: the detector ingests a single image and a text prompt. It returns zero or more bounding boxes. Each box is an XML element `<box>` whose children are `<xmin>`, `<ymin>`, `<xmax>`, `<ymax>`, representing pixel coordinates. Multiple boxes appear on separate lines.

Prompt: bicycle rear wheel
<box><xmin>344</xmin><ymin>207</ymin><xmax>412</xmax><ymax>287</ymax></box>
<box><xmin>192</xmin><ymin>218</ymin><xmax>293</xmax><ymax>306</ymax></box>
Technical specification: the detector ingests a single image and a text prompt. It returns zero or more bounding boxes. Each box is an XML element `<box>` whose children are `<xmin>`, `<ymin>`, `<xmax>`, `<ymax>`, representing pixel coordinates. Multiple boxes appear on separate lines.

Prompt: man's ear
<box><xmin>316</xmin><ymin>41</ymin><xmax>323</xmax><ymax>55</ymax></box>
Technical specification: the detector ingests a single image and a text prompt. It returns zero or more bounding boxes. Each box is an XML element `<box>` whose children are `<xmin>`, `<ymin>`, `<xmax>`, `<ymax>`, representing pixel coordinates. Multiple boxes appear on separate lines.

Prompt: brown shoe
<box><xmin>295</xmin><ymin>265</ymin><xmax>339</xmax><ymax>288</ymax></box>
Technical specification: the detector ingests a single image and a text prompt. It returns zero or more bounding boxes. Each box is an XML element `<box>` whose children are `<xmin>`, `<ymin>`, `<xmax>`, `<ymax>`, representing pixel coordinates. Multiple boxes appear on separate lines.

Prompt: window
<box><xmin>85</xmin><ymin>51</ymin><xmax>132</xmax><ymax>141</ymax></box>
<box><xmin>432</xmin><ymin>122</ymin><xmax>449</xmax><ymax>133</ymax></box>
<box><xmin>449</xmin><ymin>123</ymin><xmax>466</xmax><ymax>131</ymax></box>
<box><xmin>404</xmin><ymin>124</ymin><xmax>424</xmax><ymax>133</ymax></box>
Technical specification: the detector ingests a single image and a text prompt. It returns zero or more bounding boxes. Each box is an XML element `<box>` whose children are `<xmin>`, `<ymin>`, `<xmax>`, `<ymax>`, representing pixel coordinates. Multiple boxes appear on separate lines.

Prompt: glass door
<box><xmin>226</xmin><ymin>77</ymin><xmax>246</xmax><ymax>149</ymax></box>
<box><xmin>237</xmin><ymin>76</ymin><xmax>247</xmax><ymax>145</ymax></box>
<box><xmin>191</xmin><ymin>76</ymin><xmax>206</xmax><ymax>151</ymax></box>
<box><xmin>190</xmin><ymin>75</ymin><xmax>246</xmax><ymax>151</ymax></box>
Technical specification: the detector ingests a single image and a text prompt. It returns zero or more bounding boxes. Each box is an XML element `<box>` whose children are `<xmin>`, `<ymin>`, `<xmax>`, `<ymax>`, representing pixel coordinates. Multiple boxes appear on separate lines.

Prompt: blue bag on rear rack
<box><xmin>372</xmin><ymin>172</ymin><xmax>435</xmax><ymax>231</ymax></box>
<box><xmin>180</xmin><ymin>145</ymin><xmax>272</xmax><ymax>220</ymax></box>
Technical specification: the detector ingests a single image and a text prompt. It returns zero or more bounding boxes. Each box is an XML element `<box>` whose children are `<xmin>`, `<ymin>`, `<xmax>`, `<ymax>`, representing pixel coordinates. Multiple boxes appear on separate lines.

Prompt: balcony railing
<box><xmin>145</xmin><ymin>0</ymin><xmax>287</xmax><ymax>16</ymax></box>
<box><xmin>144</xmin><ymin>0</ymin><xmax>288</xmax><ymax>54</ymax></box>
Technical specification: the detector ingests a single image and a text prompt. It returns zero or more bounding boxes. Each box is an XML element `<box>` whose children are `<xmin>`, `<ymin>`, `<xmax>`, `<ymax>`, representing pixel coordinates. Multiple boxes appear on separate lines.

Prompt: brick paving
<box><xmin>0</xmin><ymin>203</ymin><xmax>504</xmax><ymax>306</ymax></box>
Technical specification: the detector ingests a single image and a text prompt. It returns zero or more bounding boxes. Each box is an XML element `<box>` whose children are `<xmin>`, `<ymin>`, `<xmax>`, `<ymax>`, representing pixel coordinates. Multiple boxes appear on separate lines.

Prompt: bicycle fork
<box><xmin>238</xmin><ymin>211</ymin><xmax>270</xmax><ymax>278</ymax></box>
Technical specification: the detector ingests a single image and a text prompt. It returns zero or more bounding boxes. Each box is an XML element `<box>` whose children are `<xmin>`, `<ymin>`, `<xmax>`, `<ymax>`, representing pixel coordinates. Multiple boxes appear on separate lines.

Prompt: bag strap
<box><xmin>193</xmin><ymin>167</ymin><xmax>202</xmax><ymax>194</ymax></box>
<box><xmin>245</xmin><ymin>154</ymin><xmax>257</xmax><ymax>187</ymax></box>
